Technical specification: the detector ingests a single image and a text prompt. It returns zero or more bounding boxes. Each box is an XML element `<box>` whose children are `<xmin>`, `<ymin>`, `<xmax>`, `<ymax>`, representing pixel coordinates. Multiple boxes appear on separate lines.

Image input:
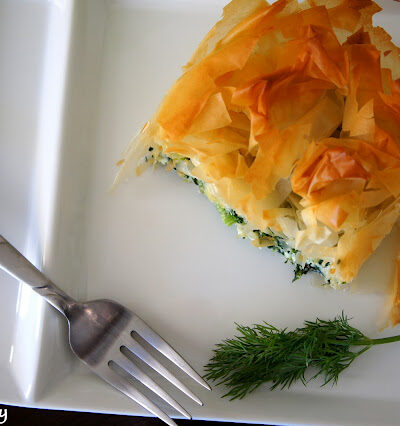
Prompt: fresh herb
<box><xmin>216</xmin><ymin>204</ymin><xmax>245</xmax><ymax>226</ymax></box>
<box><xmin>204</xmin><ymin>313</ymin><xmax>400</xmax><ymax>400</ymax></box>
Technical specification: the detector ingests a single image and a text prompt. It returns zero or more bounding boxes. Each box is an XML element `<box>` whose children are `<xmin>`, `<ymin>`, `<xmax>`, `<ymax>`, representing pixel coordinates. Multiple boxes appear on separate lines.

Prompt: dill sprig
<box><xmin>204</xmin><ymin>313</ymin><xmax>400</xmax><ymax>400</ymax></box>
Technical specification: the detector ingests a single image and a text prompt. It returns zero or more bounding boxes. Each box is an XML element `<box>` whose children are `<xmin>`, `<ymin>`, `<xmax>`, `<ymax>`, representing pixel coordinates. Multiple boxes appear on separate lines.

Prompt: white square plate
<box><xmin>1</xmin><ymin>1</ymin><xmax>400</xmax><ymax>424</ymax></box>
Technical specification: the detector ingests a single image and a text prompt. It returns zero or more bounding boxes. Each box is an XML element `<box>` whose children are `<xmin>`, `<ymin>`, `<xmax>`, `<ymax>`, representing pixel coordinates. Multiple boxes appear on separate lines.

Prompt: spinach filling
<box><xmin>252</xmin><ymin>231</ymin><xmax>326</xmax><ymax>282</ymax></box>
<box><xmin>216</xmin><ymin>204</ymin><xmax>245</xmax><ymax>226</ymax></box>
<box><xmin>149</xmin><ymin>150</ymin><xmax>335</xmax><ymax>283</ymax></box>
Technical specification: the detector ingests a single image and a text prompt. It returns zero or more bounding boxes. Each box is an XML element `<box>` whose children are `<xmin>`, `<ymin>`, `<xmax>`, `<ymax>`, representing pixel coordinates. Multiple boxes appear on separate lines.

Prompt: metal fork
<box><xmin>0</xmin><ymin>235</ymin><xmax>210</xmax><ymax>425</ymax></box>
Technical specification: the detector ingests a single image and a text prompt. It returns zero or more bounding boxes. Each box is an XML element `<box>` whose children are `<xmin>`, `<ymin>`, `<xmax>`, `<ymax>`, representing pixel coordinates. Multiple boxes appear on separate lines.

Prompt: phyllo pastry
<box><xmin>115</xmin><ymin>0</ymin><xmax>400</xmax><ymax>290</ymax></box>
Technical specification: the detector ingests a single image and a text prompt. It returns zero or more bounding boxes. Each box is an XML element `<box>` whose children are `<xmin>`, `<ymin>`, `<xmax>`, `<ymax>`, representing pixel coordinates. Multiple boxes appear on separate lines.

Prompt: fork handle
<box><xmin>0</xmin><ymin>235</ymin><xmax>76</xmax><ymax>316</ymax></box>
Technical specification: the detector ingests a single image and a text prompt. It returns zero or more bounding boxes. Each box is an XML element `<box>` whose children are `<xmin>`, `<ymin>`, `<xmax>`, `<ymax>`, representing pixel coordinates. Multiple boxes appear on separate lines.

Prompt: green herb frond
<box><xmin>204</xmin><ymin>313</ymin><xmax>381</xmax><ymax>400</ymax></box>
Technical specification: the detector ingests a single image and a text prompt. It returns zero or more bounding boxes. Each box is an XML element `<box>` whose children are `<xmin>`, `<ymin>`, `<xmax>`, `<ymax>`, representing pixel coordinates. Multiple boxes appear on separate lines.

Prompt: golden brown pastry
<box><xmin>114</xmin><ymin>0</ymin><xmax>400</xmax><ymax>308</ymax></box>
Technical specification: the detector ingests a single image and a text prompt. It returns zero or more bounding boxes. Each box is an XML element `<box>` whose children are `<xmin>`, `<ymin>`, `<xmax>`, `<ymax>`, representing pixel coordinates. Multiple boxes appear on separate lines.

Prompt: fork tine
<box><xmin>130</xmin><ymin>316</ymin><xmax>211</xmax><ymax>390</ymax></box>
<box><xmin>99</xmin><ymin>364</ymin><xmax>178</xmax><ymax>426</ymax></box>
<box><xmin>121</xmin><ymin>335</ymin><xmax>203</xmax><ymax>405</ymax></box>
<box><xmin>114</xmin><ymin>351</ymin><xmax>191</xmax><ymax>419</ymax></box>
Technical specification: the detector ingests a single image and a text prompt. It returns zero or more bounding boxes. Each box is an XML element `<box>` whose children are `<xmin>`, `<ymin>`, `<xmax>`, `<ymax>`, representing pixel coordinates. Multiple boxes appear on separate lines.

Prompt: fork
<box><xmin>0</xmin><ymin>235</ymin><xmax>210</xmax><ymax>425</ymax></box>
